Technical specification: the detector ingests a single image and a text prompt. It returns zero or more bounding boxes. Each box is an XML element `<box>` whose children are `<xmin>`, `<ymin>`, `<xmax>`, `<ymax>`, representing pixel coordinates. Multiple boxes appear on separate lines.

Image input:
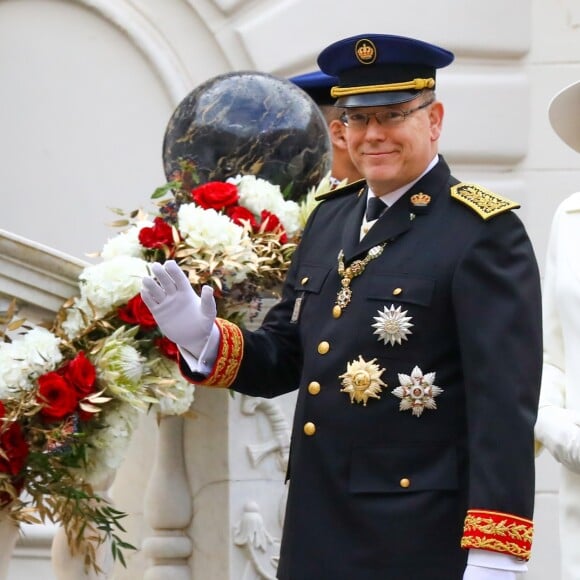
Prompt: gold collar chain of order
<box><xmin>334</xmin><ymin>242</ymin><xmax>387</xmax><ymax>318</ymax></box>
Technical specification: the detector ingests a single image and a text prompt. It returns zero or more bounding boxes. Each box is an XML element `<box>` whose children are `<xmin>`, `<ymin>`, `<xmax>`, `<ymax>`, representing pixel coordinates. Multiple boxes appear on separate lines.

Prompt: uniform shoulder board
<box><xmin>450</xmin><ymin>182</ymin><xmax>520</xmax><ymax>220</ymax></box>
<box><xmin>315</xmin><ymin>179</ymin><xmax>366</xmax><ymax>201</ymax></box>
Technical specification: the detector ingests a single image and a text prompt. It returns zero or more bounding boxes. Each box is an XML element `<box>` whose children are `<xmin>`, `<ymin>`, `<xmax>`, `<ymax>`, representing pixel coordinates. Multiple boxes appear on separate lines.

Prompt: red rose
<box><xmin>0</xmin><ymin>401</ymin><xmax>5</xmax><ymax>419</ymax></box>
<box><xmin>192</xmin><ymin>181</ymin><xmax>239</xmax><ymax>211</ymax></box>
<box><xmin>0</xmin><ymin>422</ymin><xmax>29</xmax><ymax>476</ymax></box>
<box><xmin>62</xmin><ymin>351</ymin><xmax>96</xmax><ymax>398</ymax></box>
<box><xmin>227</xmin><ymin>206</ymin><xmax>258</xmax><ymax>230</ymax></box>
<box><xmin>260</xmin><ymin>210</ymin><xmax>288</xmax><ymax>244</ymax></box>
<box><xmin>118</xmin><ymin>294</ymin><xmax>157</xmax><ymax>331</ymax></box>
<box><xmin>138</xmin><ymin>217</ymin><xmax>176</xmax><ymax>250</ymax></box>
<box><xmin>37</xmin><ymin>372</ymin><xmax>78</xmax><ymax>421</ymax></box>
<box><xmin>155</xmin><ymin>336</ymin><xmax>179</xmax><ymax>362</ymax></box>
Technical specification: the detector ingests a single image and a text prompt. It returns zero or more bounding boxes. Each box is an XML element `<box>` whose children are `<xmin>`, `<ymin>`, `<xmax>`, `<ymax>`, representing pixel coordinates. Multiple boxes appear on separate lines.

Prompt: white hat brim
<box><xmin>549</xmin><ymin>80</ymin><xmax>580</xmax><ymax>153</ymax></box>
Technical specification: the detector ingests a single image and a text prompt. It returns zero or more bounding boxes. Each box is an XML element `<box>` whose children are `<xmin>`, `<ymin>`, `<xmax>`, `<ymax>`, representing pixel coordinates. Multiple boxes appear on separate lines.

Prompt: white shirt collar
<box><xmin>360</xmin><ymin>155</ymin><xmax>438</xmax><ymax>240</ymax></box>
<box><xmin>367</xmin><ymin>154</ymin><xmax>439</xmax><ymax>207</ymax></box>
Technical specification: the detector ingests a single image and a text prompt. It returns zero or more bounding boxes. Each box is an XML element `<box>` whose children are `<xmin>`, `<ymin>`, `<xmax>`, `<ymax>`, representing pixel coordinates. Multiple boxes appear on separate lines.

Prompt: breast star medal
<box><xmin>339</xmin><ymin>356</ymin><xmax>387</xmax><ymax>406</ymax></box>
<box><xmin>391</xmin><ymin>366</ymin><xmax>443</xmax><ymax>417</ymax></box>
<box><xmin>371</xmin><ymin>305</ymin><xmax>414</xmax><ymax>346</ymax></box>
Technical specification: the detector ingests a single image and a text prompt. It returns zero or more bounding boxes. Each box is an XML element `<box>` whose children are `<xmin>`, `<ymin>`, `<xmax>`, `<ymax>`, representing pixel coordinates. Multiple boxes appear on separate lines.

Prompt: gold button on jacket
<box><xmin>303</xmin><ymin>422</ymin><xmax>316</xmax><ymax>436</ymax></box>
<box><xmin>185</xmin><ymin>158</ymin><xmax>543</xmax><ymax>579</ymax></box>
<box><xmin>308</xmin><ymin>381</ymin><xmax>321</xmax><ymax>395</ymax></box>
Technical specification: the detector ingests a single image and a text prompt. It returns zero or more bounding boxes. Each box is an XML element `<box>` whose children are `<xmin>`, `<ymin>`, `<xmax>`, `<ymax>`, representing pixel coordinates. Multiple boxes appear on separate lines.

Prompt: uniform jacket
<box><xmin>188</xmin><ymin>156</ymin><xmax>543</xmax><ymax>580</ymax></box>
<box><xmin>538</xmin><ymin>192</ymin><xmax>580</xmax><ymax>580</ymax></box>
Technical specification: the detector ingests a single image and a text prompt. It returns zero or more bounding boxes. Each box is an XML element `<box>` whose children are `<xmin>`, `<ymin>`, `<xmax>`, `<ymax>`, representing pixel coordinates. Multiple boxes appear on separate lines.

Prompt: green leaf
<box><xmin>151</xmin><ymin>180</ymin><xmax>180</xmax><ymax>199</ymax></box>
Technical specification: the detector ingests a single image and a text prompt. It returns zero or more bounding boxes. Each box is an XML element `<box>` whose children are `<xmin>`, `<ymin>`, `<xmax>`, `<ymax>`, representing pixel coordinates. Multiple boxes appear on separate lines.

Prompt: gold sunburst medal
<box><xmin>339</xmin><ymin>356</ymin><xmax>387</xmax><ymax>406</ymax></box>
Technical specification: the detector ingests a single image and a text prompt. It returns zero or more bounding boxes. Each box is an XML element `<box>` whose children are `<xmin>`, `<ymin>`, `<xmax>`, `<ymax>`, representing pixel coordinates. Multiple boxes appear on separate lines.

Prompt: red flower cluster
<box><xmin>118</xmin><ymin>294</ymin><xmax>157</xmax><ymax>331</ymax></box>
<box><xmin>0</xmin><ymin>402</ymin><xmax>29</xmax><ymax>476</ymax></box>
<box><xmin>118</xmin><ymin>295</ymin><xmax>179</xmax><ymax>362</ymax></box>
<box><xmin>191</xmin><ymin>181</ymin><xmax>288</xmax><ymax>242</ymax></box>
<box><xmin>192</xmin><ymin>181</ymin><xmax>239</xmax><ymax>210</ymax></box>
<box><xmin>0</xmin><ymin>401</ymin><xmax>29</xmax><ymax>505</ymax></box>
<box><xmin>36</xmin><ymin>351</ymin><xmax>97</xmax><ymax>421</ymax></box>
<box><xmin>138</xmin><ymin>216</ymin><xmax>176</xmax><ymax>250</ymax></box>
<box><xmin>139</xmin><ymin>179</ymin><xmax>289</xmax><ymax>259</ymax></box>
<box><xmin>154</xmin><ymin>336</ymin><xmax>179</xmax><ymax>362</ymax></box>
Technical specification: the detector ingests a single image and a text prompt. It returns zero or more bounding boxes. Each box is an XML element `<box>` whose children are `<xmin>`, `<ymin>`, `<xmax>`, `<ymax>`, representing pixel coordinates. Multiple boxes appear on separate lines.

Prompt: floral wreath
<box><xmin>0</xmin><ymin>161</ymin><xmax>336</xmax><ymax>571</ymax></box>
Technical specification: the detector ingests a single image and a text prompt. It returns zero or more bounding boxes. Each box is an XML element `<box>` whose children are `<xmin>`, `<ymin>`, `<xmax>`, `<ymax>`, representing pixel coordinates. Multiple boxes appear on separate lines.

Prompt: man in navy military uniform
<box><xmin>141</xmin><ymin>33</ymin><xmax>542</xmax><ymax>580</ymax></box>
<box><xmin>290</xmin><ymin>70</ymin><xmax>363</xmax><ymax>185</ymax></box>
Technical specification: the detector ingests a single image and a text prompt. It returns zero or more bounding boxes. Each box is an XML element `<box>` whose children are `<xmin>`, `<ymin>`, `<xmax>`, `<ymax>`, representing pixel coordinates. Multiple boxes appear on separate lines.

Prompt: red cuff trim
<box><xmin>197</xmin><ymin>318</ymin><xmax>243</xmax><ymax>388</ymax></box>
<box><xmin>461</xmin><ymin>509</ymin><xmax>533</xmax><ymax>561</ymax></box>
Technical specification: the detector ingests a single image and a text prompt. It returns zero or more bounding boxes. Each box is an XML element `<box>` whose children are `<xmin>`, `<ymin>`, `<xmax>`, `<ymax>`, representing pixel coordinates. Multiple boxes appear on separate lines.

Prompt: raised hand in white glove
<box><xmin>141</xmin><ymin>260</ymin><xmax>216</xmax><ymax>358</ymax></box>
<box><xmin>535</xmin><ymin>405</ymin><xmax>580</xmax><ymax>474</ymax></box>
<box><xmin>463</xmin><ymin>565</ymin><xmax>519</xmax><ymax>579</ymax></box>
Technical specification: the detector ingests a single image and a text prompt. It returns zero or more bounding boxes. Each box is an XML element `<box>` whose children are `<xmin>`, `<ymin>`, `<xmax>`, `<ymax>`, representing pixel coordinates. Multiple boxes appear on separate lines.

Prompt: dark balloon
<box><xmin>162</xmin><ymin>71</ymin><xmax>332</xmax><ymax>201</ymax></box>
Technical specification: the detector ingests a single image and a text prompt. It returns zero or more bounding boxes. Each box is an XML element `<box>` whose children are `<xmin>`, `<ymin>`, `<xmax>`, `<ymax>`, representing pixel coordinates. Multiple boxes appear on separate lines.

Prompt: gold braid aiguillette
<box><xmin>334</xmin><ymin>243</ymin><xmax>387</xmax><ymax>318</ymax></box>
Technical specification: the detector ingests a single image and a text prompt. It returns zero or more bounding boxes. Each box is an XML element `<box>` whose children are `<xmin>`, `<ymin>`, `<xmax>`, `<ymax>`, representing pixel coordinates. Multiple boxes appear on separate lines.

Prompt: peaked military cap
<box><xmin>289</xmin><ymin>70</ymin><xmax>338</xmax><ymax>106</ymax></box>
<box><xmin>317</xmin><ymin>33</ymin><xmax>454</xmax><ymax>107</ymax></box>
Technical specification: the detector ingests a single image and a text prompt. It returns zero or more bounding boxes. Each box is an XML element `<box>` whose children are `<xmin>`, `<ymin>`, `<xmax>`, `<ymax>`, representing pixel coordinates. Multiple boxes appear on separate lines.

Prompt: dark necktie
<box><xmin>365</xmin><ymin>196</ymin><xmax>387</xmax><ymax>221</ymax></box>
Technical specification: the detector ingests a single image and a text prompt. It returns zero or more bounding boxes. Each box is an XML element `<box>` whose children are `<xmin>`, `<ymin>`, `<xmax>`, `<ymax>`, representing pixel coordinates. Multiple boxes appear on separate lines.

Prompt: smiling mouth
<box><xmin>365</xmin><ymin>151</ymin><xmax>396</xmax><ymax>157</ymax></box>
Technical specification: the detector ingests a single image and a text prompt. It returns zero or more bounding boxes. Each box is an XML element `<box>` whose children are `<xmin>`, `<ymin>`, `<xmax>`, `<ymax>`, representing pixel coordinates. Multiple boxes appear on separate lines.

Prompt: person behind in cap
<box><xmin>535</xmin><ymin>80</ymin><xmax>580</xmax><ymax>580</ymax></box>
<box><xmin>140</xmin><ymin>33</ymin><xmax>542</xmax><ymax>580</ymax></box>
<box><xmin>290</xmin><ymin>70</ymin><xmax>363</xmax><ymax>186</ymax></box>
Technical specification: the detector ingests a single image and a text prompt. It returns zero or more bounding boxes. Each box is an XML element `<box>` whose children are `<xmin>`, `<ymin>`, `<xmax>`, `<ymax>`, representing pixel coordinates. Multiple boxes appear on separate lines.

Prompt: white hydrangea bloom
<box><xmin>227</xmin><ymin>175</ymin><xmax>301</xmax><ymax>235</ymax></box>
<box><xmin>178</xmin><ymin>204</ymin><xmax>245</xmax><ymax>252</ymax></box>
<box><xmin>152</xmin><ymin>359</ymin><xmax>195</xmax><ymax>416</ymax></box>
<box><xmin>60</xmin><ymin>299</ymin><xmax>88</xmax><ymax>340</ymax></box>
<box><xmin>228</xmin><ymin>175</ymin><xmax>282</xmax><ymax>214</ymax></box>
<box><xmin>78</xmin><ymin>256</ymin><xmax>149</xmax><ymax>316</ymax></box>
<box><xmin>274</xmin><ymin>200</ymin><xmax>301</xmax><ymax>236</ymax></box>
<box><xmin>0</xmin><ymin>327</ymin><xmax>62</xmax><ymax>399</ymax></box>
<box><xmin>83</xmin><ymin>402</ymin><xmax>140</xmax><ymax>486</ymax></box>
<box><xmin>100</xmin><ymin>220</ymin><xmax>152</xmax><ymax>261</ymax></box>
<box><xmin>178</xmin><ymin>204</ymin><xmax>258</xmax><ymax>284</ymax></box>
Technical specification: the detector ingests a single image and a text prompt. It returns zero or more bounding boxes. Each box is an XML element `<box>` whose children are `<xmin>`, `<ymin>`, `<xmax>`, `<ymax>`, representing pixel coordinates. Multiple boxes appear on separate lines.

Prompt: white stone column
<box><xmin>184</xmin><ymin>386</ymin><xmax>295</xmax><ymax>579</ymax></box>
<box><xmin>142</xmin><ymin>415</ymin><xmax>193</xmax><ymax>580</ymax></box>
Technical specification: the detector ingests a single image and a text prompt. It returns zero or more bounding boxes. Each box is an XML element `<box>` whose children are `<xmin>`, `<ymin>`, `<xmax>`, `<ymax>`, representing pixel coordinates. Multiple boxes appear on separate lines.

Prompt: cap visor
<box><xmin>336</xmin><ymin>91</ymin><xmax>420</xmax><ymax>108</ymax></box>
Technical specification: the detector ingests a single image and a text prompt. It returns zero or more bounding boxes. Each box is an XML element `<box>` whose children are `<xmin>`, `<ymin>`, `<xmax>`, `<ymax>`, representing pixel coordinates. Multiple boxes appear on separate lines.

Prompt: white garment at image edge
<box><xmin>537</xmin><ymin>191</ymin><xmax>580</xmax><ymax>580</ymax></box>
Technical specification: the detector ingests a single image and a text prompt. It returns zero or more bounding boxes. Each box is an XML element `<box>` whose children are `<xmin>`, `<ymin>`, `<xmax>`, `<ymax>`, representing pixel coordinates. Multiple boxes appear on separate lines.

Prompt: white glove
<box><xmin>141</xmin><ymin>260</ymin><xmax>216</xmax><ymax>358</ymax></box>
<box><xmin>463</xmin><ymin>565</ymin><xmax>519</xmax><ymax>579</ymax></box>
<box><xmin>535</xmin><ymin>405</ymin><xmax>580</xmax><ymax>474</ymax></box>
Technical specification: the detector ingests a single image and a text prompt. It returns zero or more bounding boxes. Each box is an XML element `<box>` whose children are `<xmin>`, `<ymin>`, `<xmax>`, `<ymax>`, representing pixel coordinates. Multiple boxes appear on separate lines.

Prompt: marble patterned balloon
<box><xmin>162</xmin><ymin>71</ymin><xmax>332</xmax><ymax>201</ymax></box>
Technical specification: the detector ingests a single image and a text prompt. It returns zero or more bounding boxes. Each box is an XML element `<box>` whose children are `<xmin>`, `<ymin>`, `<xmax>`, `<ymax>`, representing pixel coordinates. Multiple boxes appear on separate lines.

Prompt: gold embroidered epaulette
<box><xmin>315</xmin><ymin>179</ymin><xmax>366</xmax><ymax>201</ymax></box>
<box><xmin>450</xmin><ymin>183</ymin><xmax>520</xmax><ymax>220</ymax></box>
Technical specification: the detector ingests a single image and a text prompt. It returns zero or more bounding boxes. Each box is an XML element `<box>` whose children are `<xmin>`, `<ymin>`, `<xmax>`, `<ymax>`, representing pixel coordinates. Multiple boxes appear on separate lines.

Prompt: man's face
<box><xmin>343</xmin><ymin>96</ymin><xmax>443</xmax><ymax>195</ymax></box>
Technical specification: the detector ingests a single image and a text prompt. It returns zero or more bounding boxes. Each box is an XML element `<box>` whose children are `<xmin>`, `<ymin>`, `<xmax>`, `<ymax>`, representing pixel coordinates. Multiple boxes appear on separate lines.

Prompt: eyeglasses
<box><xmin>340</xmin><ymin>98</ymin><xmax>435</xmax><ymax>130</ymax></box>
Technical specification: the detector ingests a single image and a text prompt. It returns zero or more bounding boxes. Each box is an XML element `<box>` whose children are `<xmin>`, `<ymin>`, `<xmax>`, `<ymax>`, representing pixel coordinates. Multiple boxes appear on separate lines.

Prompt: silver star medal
<box><xmin>392</xmin><ymin>366</ymin><xmax>444</xmax><ymax>417</ymax></box>
<box><xmin>371</xmin><ymin>305</ymin><xmax>413</xmax><ymax>346</ymax></box>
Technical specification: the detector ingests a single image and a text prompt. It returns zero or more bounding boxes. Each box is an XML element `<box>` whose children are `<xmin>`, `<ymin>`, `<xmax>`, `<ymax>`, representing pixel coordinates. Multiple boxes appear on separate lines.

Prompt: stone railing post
<box><xmin>142</xmin><ymin>414</ymin><xmax>192</xmax><ymax>579</ymax></box>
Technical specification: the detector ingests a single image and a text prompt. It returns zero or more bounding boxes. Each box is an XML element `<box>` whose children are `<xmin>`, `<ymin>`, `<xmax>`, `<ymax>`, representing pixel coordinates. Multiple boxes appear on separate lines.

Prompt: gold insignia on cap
<box><xmin>355</xmin><ymin>39</ymin><xmax>377</xmax><ymax>64</ymax></box>
<box><xmin>392</xmin><ymin>366</ymin><xmax>444</xmax><ymax>417</ymax></box>
<box><xmin>410</xmin><ymin>193</ymin><xmax>431</xmax><ymax>207</ymax></box>
<box><xmin>339</xmin><ymin>356</ymin><xmax>386</xmax><ymax>406</ymax></box>
<box><xmin>450</xmin><ymin>183</ymin><xmax>520</xmax><ymax>220</ymax></box>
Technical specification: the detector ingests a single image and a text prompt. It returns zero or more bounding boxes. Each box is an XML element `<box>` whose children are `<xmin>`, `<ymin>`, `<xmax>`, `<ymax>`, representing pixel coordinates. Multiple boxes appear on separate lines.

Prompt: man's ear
<box><xmin>429</xmin><ymin>101</ymin><xmax>444</xmax><ymax>141</ymax></box>
<box><xmin>328</xmin><ymin>119</ymin><xmax>348</xmax><ymax>151</ymax></box>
